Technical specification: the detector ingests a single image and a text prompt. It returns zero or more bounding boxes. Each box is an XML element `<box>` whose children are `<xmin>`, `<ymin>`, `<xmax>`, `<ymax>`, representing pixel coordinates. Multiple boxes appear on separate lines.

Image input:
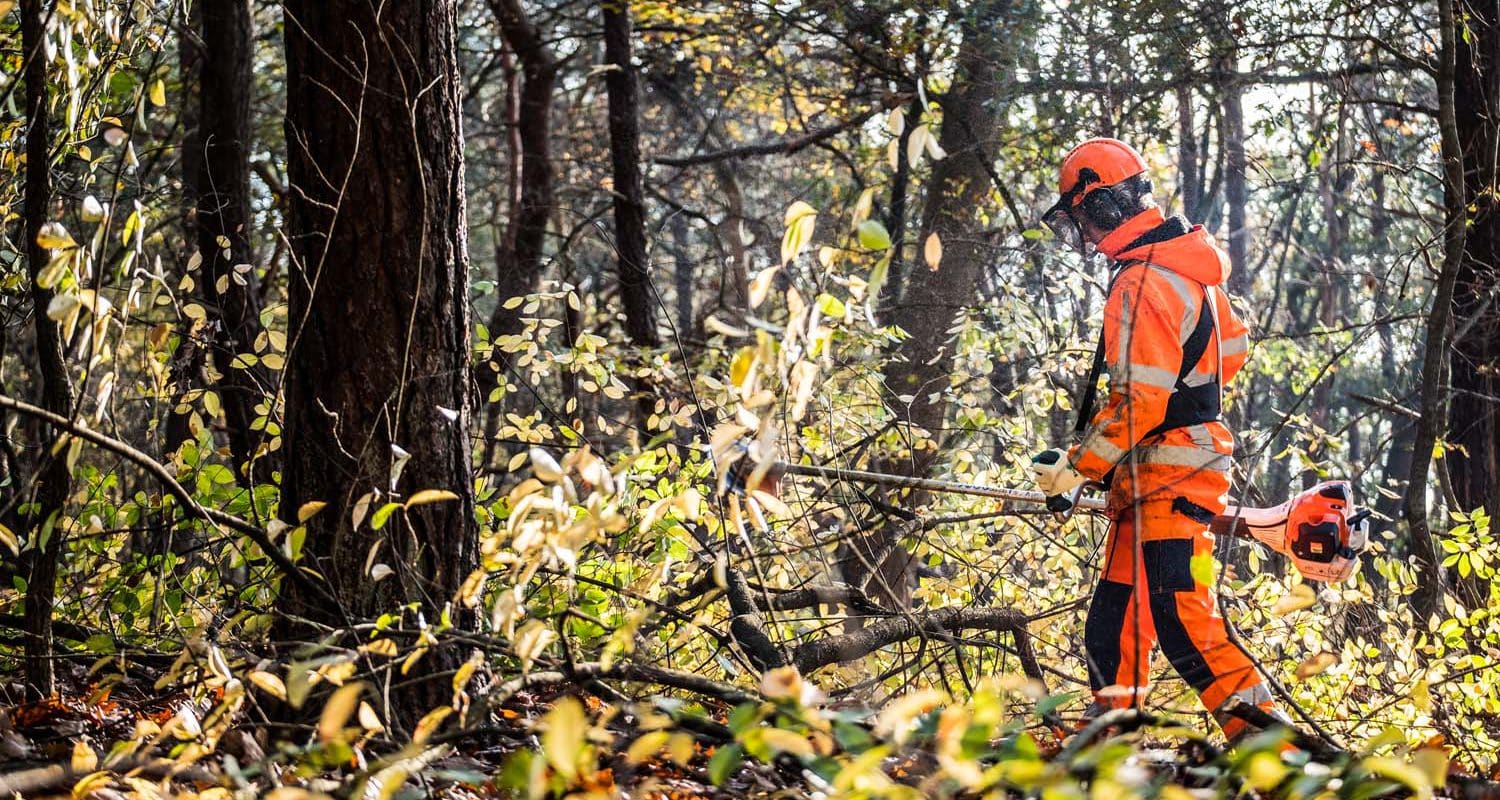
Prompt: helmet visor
<box><xmin>1041</xmin><ymin>202</ymin><xmax>1084</xmax><ymax>253</ymax></box>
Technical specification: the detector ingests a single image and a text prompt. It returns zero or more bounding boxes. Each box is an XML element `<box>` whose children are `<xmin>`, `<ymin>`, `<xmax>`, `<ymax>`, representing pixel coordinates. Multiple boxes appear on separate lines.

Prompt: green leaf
<box><xmin>857</xmin><ymin>219</ymin><xmax>891</xmax><ymax>251</ymax></box>
<box><xmin>707</xmin><ymin>742</ymin><xmax>743</xmax><ymax>785</ymax></box>
<box><xmin>370</xmin><ymin>502</ymin><xmax>403</xmax><ymax>530</ymax></box>
<box><xmin>1036</xmin><ymin>690</ymin><xmax>1081</xmax><ymax>718</ymax></box>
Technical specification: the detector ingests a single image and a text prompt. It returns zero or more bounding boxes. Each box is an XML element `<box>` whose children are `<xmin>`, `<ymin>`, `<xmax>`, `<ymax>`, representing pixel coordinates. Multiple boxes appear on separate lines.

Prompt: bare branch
<box><xmin>654</xmin><ymin>108</ymin><xmax>879</xmax><ymax>167</ymax></box>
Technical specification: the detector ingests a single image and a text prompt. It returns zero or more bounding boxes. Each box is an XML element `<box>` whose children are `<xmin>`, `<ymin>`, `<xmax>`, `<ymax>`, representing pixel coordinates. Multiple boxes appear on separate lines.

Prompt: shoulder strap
<box><xmin>1072</xmin><ymin>264</ymin><xmax>1135</xmax><ymax>436</ymax></box>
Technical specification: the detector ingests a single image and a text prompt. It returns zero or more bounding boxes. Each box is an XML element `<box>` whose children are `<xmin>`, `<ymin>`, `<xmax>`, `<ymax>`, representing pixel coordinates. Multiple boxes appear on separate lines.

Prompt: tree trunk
<box><xmin>855</xmin><ymin>0</ymin><xmax>1009</xmax><ymax>610</ymax></box>
<box><xmin>20</xmin><ymin>0</ymin><xmax>78</xmax><ymax>700</ymax></box>
<box><xmin>670</xmin><ymin>212</ymin><xmax>695</xmax><ymax>333</ymax></box>
<box><xmin>1218</xmin><ymin>59</ymin><xmax>1251</xmax><ymax>296</ymax></box>
<box><xmin>166</xmin><ymin>0</ymin><xmax>204</xmax><ymax>458</ymax></box>
<box><xmin>602</xmin><ymin>0</ymin><xmax>659</xmax><ymax>426</ymax></box>
<box><xmin>1447</xmin><ymin>0</ymin><xmax>1500</xmax><ymax>517</ymax></box>
<box><xmin>197</xmin><ymin>0</ymin><xmax>272</xmax><ymax>486</ymax></box>
<box><xmin>481</xmin><ymin>0</ymin><xmax>557</xmax><ymax>468</ymax></box>
<box><xmin>1406</xmin><ymin>0</ymin><xmax>1467</xmax><ymax>622</ymax></box>
<box><xmin>280</xmin><ymin>0</ymin><xmax>477</xmax><ymax>723</ymax></box>
<box><xmin>1177</xmin><ymin>84</ymin><xmax>1203</xmax><ymax>220</ymax></box>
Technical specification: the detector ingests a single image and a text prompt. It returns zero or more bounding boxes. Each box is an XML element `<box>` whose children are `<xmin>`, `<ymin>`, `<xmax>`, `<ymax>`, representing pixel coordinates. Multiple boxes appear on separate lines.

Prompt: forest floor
<box><xmin>4</xmin><ymin>663</ymin><xmax>1500</xmax><ymax>799</ymax></box>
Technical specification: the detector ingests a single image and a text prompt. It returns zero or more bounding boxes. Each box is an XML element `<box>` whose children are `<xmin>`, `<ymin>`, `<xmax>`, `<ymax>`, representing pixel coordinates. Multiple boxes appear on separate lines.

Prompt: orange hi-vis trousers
<box><xmin>1083</xmin><ymin>490</ymin><xmax>1276</xmax><ymax>740</ymax></box>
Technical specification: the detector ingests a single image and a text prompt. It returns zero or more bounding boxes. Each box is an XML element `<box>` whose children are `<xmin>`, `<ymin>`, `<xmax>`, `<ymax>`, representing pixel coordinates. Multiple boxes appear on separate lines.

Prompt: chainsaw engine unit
<box><xmin>1232</xmin><ymin>481</ymin><xmax>1370</xmax><ymax>583</ymax></box>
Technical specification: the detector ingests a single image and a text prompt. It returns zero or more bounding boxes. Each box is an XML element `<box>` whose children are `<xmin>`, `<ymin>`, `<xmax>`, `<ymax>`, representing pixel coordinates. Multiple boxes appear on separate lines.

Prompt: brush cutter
<box><xmin>721</xmin><ymin>454</ymin><xmax>1371</xmax><ymax>584</ymax></box>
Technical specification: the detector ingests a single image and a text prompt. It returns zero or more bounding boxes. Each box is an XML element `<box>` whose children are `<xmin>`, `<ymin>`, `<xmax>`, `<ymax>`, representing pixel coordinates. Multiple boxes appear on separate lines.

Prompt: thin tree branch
<box><xmin>0</xmin><ymin>394</ymin><xmax>338</xmax><ymax>607</ymax></box>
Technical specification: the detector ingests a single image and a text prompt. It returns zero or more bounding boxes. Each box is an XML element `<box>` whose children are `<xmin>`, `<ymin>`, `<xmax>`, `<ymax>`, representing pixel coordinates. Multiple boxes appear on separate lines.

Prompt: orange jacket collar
<box><xmin>1096</xmin><ymin>207</ymin><xmax>1166</xmax><ymax>259</ymax></box>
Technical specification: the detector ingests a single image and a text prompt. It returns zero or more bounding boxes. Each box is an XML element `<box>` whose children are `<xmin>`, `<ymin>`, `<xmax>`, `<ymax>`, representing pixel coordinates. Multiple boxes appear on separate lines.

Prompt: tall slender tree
<box><xmin>859</xmin><ymin>0</ymin><xmax>1012</xmax><ymax>610</ymax></box>
<box><xmin>20</xmin><ymin>0</ymin><xmax>78</xmax><ymax>700</ymax></box>
<box><xmin>1447</xmin><ymin>0</ymin><xmax>1499</xmax><ymax>517</ymax></box>
<box><xmin>602</xmin><ymin>0</ymin><xmax>659</xmax><ymax>384</ymax></box>
<box><xmin>279</xmin><ymin>0</ymin><xmax>477</xmax><ymax>720</ymax></box>
<box><xmin>195</xmin><ymin>0</ymin><xmax>273</xmax><ymax>485</ymax></box>
<box><xmin>482</xmin><ymin>0</ymin><xmax>558</xmax><ymax>466</ymax></box>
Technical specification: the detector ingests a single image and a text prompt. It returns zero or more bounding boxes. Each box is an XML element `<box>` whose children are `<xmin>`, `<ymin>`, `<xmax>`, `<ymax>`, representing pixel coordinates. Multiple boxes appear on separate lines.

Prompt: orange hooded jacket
<box><xmin>1067</xmin><ymin>208</ymin><xmax>1250</xmax><ymax>522</ymax></box>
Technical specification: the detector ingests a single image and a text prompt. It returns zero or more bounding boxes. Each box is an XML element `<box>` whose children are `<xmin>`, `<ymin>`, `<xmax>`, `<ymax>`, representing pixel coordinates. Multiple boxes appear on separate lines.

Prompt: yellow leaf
<box><xmin>1271</xmin><ymin>584</ymin><xmax>1317</xmax><ymax>616</ymax></box>
<box><xmin>359</xmin><ymin>638</ymin><xmax>398</xmax><ymax>658</ymax></box>
<box><xmin>149</xmin><ymin>79</ymin><xmax>166</xmax><ymax>107</ymax></box>
<box><xmin>780</xmin><ymin>201</ymin><xmax>817</xmax><ymax>266</ymax></box>
<box><xmin>1412</xmin><ymin>747</ymin><xmax>1449</xmax><ymax>788</ymax></box>
<box><xmin>70</xmin><ymin>772</ymin><xmax>113</xmax><ymax>798</ymax></box>
<box><xmin>850</xmin><ymin>186</ymin><xmax>878</xmax><ymax>232</ymax></box>
<box><xmin>249</xmin><ymin>670</ymin><xmax>287</xmax><ymax>700</ymax></box>
<box><xmin>757</xmin><ymin>727</ymin><xmax>814</xmax><ymax>757</ymax></box>
<box><xmin>71</xmin><ymin>740</ymin><xmax>97</xmax><ymax>772</ymax></box>
<box><xmin>906</xmin><ymin>125</ymin><xmax>929</xmax><ymax>166</ymax></box>
<box><xmin>266</xmin><ymin>789</ymin><xmax>335</xmax><ymax>800</ymax></box>
<box><xmin>317</xmin><ymin>682</ymin><xmax>364</xmax><ymax>743</ymax></box>
<box><xmin>924</xmin><ymin>232</ymin><xmax>942</xmax><ymax>271</ymax></box>
<box><xmin>667</xmin><ymin>731</ymin><xmax>695</xmax><ymax>766</ymax></box>
<box><xmin>729</xmin><ymin>346</ymin><xmax>755</xmax><ymax>390</ymax></box>
<box><xmin>412</xmin><ymin>706</ymin><xmax>452</xmax><ymax>744</ymax></box>
<box><xmin>857</xmin><ymin>219</ymin><xmax>891</xmax><ymax>251</ymax></box>
<box><xmin>0</xmin><ymin>522</ymin><xmax>17</xmax><ymax>556</ymax></box>
<box><xmin>405</xmin><ymin>489</ymin><xmax>460</xmax><ymax>509</ymax></box>
<box><xmin>542</xmin><ymin>696</ymin><xmax>587</xmax><ymax>781</ymax></box>
<box><xmin>626</xmin><ymin>730</ymin><xmax>669</xmax><ymax>764</ymax></box>
<box><xmin>297</xmin><ymin>501</ymin><xmax>327</xmax><ymax>522</ymax></box>
<box><xmin>35</xmin><ymin>221</ymin><xmax>76</xmax><ymax>249</ymax></box>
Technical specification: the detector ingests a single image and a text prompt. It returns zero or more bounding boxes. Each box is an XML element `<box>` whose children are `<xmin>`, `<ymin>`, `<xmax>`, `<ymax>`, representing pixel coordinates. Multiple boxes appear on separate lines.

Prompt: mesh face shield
<box><xmin>1042</xmin><ymin>201</ymin><xmax>1085</xmax><ymax>253</ymax></box>
<box><xmin>1041</xmin><ymin>178</ymin><xmax>1145</xmax><ymax>255</ymax></box>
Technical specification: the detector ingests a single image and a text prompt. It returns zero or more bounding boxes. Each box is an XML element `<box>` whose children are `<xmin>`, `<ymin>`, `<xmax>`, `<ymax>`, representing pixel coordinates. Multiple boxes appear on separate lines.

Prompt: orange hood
<box><xmin>1099</xmin><ymin>209</ymin><xmax>1233</xmax><ymax>287</ymax></box>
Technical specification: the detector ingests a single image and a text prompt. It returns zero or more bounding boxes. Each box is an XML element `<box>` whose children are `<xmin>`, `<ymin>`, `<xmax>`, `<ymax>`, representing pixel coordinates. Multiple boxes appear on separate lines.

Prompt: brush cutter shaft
<box><xmin>774</xmin><ymin>462</ymin><xmax>1108</xmax><ymax>510</ymax></box>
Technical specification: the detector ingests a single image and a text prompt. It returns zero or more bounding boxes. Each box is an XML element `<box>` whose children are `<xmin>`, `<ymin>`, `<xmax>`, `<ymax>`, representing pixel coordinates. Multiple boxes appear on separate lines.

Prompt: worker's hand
<box><xmin>1031</xmin><ymin>449</ymin><xmax>1088</xmax><ymax>496</ymax></box>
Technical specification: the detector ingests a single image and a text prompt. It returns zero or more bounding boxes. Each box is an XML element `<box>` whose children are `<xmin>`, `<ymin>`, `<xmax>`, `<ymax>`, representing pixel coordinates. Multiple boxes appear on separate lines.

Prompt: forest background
<box><xmin>0</xmin><ymin>0</ymin><xmax>1497</xmax><ymax>797</ymax></box>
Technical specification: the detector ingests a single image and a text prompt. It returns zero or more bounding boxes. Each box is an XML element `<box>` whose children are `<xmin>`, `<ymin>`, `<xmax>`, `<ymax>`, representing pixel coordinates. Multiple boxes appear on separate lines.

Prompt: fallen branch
<box><xmin>485</xmin><ymin>661</ymin><xmax>756</xmax><ymax>709</ymax></box>
<box><xmin>791</xmin><ymin>606</ymin><xmax>1028</xmax><ymax>672</ymax></box>
<box><xmin>0</xmin><ymin>757</ymin><xmax>218</xmax><ymax>797</ymax></box>
<box><xmin>0</xmin><ymin>394</ymin><xmax>337</xmax><ymax>606</ymax></box>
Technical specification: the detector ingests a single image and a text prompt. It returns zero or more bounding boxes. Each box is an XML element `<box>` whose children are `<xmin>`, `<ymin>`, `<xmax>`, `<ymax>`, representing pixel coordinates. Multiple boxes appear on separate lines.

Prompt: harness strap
<box><xmin>1072</xmin><ymin>266</ymin><xmax>1223</xmax><ymax>441</ymax></box>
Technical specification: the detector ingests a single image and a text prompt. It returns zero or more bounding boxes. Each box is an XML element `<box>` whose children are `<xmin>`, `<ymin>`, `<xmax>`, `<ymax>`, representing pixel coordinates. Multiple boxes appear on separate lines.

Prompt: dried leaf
<box><xmin>405</xmin><ymin>489</ymin><xmax>460</xmax><ymax>508</ymax></box>
<box><xmin>1272</xmin><ymin>584</ymin><xmax>1318</xmax><ymax>616</ymax></box>
<box><xmin>1294</xmin><ymin>651</ymin><xmax>1338</xmax><ymax>679</ymax></box>
<box><xmin>924</xmin><ymin>232</ymin><xmax>943</xmax><ymax>271</ymax></box>
<box><xmin>249</xmin><ymin>670</ymin><xmax>288</xmax><ymax>700</ymax></box>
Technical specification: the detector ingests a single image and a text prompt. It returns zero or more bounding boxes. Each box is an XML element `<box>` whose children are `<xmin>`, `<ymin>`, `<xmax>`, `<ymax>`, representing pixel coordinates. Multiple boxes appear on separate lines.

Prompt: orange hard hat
<box><xmin>1057</xmin><ymin>138</ymin><xmax>1148</xmax><ymax>202</ymax></box>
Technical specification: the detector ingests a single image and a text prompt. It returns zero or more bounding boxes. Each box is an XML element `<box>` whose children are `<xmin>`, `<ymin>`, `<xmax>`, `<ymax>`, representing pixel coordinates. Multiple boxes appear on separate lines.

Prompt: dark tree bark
<box><xmin>1177</xmin><ymin>84</ymin><xmax>1204</xmax><ymax>220</ymax></box>
<box><xmin>195</xmin><ymin>0</ymin><xmax>273</xmax><ymax>485</ymax></box>
<box><xmin>670</xmin><ymin>212</ymin><xmax>694</xmax><ymax>333</ymax></box>
<box><xmin>481</xmin><ymin>0</ymin><xmax>558</xmax><ymax>467</ymax></box>
<box><xmin>1406</xmin><ymin>0</ymin><xmax>1467</xmax><ymax>622</ymax></box>
<box><xmin>165</xmin><ymin>1</ymin><xmax>204</xmax><ymax>458</ymax></box>
<box><xmin>877</xmin><ymin>93</ymin><xmax>926</xmax><ymax>316</ymax></box>
<box><xmin>1447</xmin><ymin>0</ymin><xmax>1500</xmax><ymax>517</ymax></box>
<box><xmin>20</xmin><ymin>0</ymin><xmax>78</xmax><ymax>700</ymax></box>
<box><xmin>280</xmin><ymin>0</ymin><xmax>477</xmax><ymax>721</ymax></box>
<box><xmin>602</xmin><ymin>1</ymin><xmax>658</xmax><ymax>353</ymax></box>
<box><xmin>856</xmin><ymin>1</ymin><xmax>1009</xmax><ymax>610</ymax></box>
<box><xmin>1218</xmin><ymin>66</ymin><xmax>1251</xmax><ymax>295</ymax></box>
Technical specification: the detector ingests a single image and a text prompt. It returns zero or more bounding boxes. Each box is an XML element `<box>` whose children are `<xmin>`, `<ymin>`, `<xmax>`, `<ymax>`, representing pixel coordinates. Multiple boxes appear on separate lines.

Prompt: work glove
<box><xmin>1031</xmin><ymin>448</ymin><xmax>1088</xmax><ymax>497</ymax></box>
